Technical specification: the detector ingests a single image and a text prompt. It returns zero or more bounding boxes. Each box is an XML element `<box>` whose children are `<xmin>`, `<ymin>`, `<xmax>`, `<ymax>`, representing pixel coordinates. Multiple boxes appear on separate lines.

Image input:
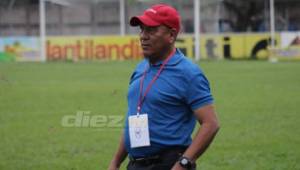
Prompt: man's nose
<box><xmin>140</xmin><ymin>30</ymin><xmax>149</xmax><ymax>40</ymax></box>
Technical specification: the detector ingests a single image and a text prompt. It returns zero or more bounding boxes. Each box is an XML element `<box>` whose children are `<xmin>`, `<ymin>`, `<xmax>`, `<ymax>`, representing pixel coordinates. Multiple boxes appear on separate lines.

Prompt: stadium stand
<box><xmin>0</xmin><ymin>0</ymin><xmax>299</xmax><ymax>36</ymax></box>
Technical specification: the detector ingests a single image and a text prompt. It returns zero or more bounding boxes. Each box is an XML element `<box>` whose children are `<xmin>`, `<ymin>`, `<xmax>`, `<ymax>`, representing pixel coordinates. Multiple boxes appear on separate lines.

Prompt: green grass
<box><xmin>0</xmin><ymin>60</ymin><xmax>299</xmax><ymax>170</ymax></box>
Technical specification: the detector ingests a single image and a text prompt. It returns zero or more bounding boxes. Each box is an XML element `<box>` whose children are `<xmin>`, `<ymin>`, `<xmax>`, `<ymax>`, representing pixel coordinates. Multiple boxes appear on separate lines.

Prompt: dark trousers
<box><xmin>127</xmin><ymin>147</ymin><xmax>196</xmax><ymax>170</ymax></box>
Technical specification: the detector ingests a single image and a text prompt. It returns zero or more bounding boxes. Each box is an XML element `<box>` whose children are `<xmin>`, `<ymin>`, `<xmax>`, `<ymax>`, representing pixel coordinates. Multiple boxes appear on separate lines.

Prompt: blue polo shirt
<box><xmin>124</xmin><ymin>49</ymin><xmax>213</xmax><ymax>158</ymax></box>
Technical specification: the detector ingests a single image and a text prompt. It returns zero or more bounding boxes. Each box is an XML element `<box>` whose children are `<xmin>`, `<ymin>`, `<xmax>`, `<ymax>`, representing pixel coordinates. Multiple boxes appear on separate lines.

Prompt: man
<box><xmin>108</xmin><ymin>4</ymin><xmax>219</xmax><ymax>170</ymax></box>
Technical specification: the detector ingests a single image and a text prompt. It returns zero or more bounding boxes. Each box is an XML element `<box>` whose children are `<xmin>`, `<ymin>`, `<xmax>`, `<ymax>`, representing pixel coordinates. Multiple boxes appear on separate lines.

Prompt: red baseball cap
<box><xmin>130</xmin><ymin>4</ymin><xmax>181</xmax><ymax>34</ymax></box>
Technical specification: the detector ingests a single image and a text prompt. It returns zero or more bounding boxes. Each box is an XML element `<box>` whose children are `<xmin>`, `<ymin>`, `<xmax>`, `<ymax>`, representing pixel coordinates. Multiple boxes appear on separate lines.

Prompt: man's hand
<box><xmin>171</xmin><ymin>162</ymin><xmax>186</xmax><ymax>170</ymax></box>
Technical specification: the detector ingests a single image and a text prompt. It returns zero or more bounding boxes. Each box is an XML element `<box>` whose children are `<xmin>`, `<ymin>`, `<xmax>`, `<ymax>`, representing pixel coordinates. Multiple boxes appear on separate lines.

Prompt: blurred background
<box><xmin>1</xmin><ymin>0</ymin><xmax>300</xmax><ymax>61</ymax></box>
<box><xmin>1</xmin><ymin>0</ymin><xmax>300</xmax><ymax>35</ymax></box>
<box><xmin>0</xmin><ymin>1</ymin><xmax>300</xmax><ymax>170</ymax></box>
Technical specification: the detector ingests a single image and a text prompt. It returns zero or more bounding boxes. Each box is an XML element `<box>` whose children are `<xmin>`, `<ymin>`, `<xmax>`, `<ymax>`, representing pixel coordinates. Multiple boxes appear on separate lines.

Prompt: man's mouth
<box><xmin>141</xmin><ymin>44</ymin><xmax>151</xmax><ymax>51</ymax></box>
<box><xmin>141</xmin><ymin>44</ymin><xmax>150</xmax><ymax>48</ymax></box>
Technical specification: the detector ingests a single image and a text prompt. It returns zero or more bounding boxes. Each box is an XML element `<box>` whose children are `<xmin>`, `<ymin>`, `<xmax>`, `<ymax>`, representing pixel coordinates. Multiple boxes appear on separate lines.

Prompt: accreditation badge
<box><xmin>128</xmin><ymin>114</ymin><xmax>150</xmax><ymax>148</ymax></box>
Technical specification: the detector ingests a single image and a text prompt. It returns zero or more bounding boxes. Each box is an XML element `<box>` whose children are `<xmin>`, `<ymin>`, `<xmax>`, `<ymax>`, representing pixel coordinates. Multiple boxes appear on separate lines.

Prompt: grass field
<box><xmin>0</xmin><ymin>60</ymin><xmax>300</xmax><ymax>170</ymax></box>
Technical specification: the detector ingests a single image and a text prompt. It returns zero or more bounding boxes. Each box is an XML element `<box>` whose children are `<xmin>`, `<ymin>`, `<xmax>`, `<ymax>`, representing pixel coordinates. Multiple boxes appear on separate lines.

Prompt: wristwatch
<box><xmin>178</xmin><ymin>156</ymin><xmax>193</xmax><ymax>169</ymax></box>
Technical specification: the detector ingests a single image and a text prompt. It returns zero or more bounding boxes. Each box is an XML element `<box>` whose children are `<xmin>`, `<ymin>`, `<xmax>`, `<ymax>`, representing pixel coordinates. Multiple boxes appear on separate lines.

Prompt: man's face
<box><xmin>139</xmin><ymin>24</ymin><xmax>175</xmax><ymax>60</ymax></box>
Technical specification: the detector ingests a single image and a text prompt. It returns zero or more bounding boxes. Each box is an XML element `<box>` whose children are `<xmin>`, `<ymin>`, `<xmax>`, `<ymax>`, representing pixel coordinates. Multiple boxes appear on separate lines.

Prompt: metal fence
<box><xmin>1</xmin><ymin>0</ymin><xmax>299</xmax><ymax>36</ymax></box>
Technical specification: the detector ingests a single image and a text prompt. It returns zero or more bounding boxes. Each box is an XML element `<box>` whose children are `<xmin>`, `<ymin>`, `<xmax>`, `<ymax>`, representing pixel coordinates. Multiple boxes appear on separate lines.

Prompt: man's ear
<box><xmin>169</xmin><ymin>28</ymin><xmax>178</xmax><ymax>43</ymax></box>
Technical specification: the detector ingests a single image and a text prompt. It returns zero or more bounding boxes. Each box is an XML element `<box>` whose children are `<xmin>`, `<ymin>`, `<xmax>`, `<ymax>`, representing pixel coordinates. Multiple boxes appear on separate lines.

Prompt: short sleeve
<box><xmin>185</xmin><ymin>72</ymin><xmax>214</xmax><ymax>111</ymax></box>
<box><xmin>129</xmin><ymin>71</ymin><xmax>137</xmax><ymax>84</ymax></box>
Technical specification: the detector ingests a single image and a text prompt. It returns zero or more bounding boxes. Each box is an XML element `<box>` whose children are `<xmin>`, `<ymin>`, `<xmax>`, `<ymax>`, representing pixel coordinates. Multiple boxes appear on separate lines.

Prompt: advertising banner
<box><xmin>269</xmin><ymin>32</ymin><xmax>300</xmax><ymax>60</ymax></box>
<box><xmin>199</xmin><ymin>33</ymin><xmax>280</xmax><ymax>59</ymax></box>
<box><xmin>47</xmin><ymin>36</ymin><xmax>142</xmax><ymax>61</ymax></box>
<box><xmin>0</xmin><ymin>33</ymin><xmax>284</xmax><ymax>62</ymax></box>
<box><xmin>0</xmin><ymin>37</ymin><xmax>40</xmax><ymax>62</ymax></box>
<box><xmin>47</xmin><ymin>35</ymin><xmax>195</xmax><ymax>61</ymax></box>
<box><xmin>200</xmin><ymin>34</ymin><xmax>223</xmax><ymax>59</ymax></box>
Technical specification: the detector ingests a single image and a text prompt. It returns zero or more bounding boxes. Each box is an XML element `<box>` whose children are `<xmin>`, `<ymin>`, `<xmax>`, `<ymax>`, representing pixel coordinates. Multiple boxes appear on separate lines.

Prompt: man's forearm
<box><xmin>184</xmin><ymin>121</ymin><xmax>220</xmax><ymax>161</ymax></box>
<box><xmin>110</xmin><ymin>133</ymin><xmax>128</xmax><ymax>168</ymax></box>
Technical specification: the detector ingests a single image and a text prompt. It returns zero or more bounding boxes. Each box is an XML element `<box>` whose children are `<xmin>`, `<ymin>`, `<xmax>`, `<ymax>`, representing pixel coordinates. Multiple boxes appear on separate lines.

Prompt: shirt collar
<box><xmin>148</xmin><ymin>48</ymin><xmax>183</xmax><ymax>67</ymax></box>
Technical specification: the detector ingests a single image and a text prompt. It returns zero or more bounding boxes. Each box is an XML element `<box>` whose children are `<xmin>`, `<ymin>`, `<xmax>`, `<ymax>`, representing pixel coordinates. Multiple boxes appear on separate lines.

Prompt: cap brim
<box><xmin>130</xmin><ymin>15</ymin><xmax>161</xmax><ymax>27</ymax></box>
